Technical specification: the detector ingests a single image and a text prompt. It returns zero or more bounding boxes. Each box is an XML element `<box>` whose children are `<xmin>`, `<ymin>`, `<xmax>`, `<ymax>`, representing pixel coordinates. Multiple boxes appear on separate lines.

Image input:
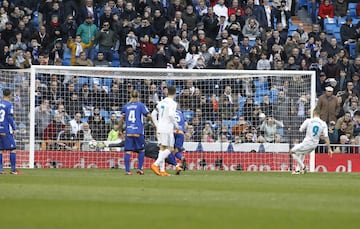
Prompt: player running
<box><xmin>167</xmin><ymin>109</ymin><xmax>187</xmax><ymax>175</ymax></box>
<box><xmin>0</xmin><ymin>88</ymin><xmax>19</xmax><ymax>175</ymax></box>
<box><xmin>120</xmin><ymin>90</ymin><xmax>152</xmax><ymax>175</ymax></box>
<box><xmin>290</xmin><ymin>108</ymin><xmax>333</xmax><ymax>174</ymax></box>
<box><xmin>151</xmin><ymin>86</ymin><xmax>179</xmax><ymax>176</ymax></box>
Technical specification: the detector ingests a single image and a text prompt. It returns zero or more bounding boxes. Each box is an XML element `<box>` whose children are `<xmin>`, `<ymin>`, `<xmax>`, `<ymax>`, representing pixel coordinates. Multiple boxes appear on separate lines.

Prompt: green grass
<box><xmin>0</xmin><ymin>170</ymin><xmax>359</xmax><ymax>229</ymax></box>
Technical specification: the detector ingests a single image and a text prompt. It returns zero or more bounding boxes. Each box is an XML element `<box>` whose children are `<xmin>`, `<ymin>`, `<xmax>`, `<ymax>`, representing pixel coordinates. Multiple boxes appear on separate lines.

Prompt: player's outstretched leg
<box><xmin>136</xmin><ymin>151</ymin><xmax>145</xmax><ymax>175</ymax></box>
<box><xmin>0</xmin><ymin>152</ymin><xmax>6</xmax><ymax>174</ymax></box>
<box><xmin>158</xmin><ymin>149</ymin><xmax>171</xmax><ymax>176</ymax></box>
<box><xmin>124</xmin><ymin>152</ymin><xmax>132</xmax><ymax>175</ymax></box>
<box><xmin>10</xmin><ymin>152</ymin><xmax>19</xmax><ymax>174</ymax></box>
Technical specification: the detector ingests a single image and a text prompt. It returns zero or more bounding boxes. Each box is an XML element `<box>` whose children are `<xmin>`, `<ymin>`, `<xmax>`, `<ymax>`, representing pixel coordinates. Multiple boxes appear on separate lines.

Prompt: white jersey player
<box><xmin>151</xmin><ymin>86</ymin><xmax>179</xmax><ymax>176</ymax></box>
<box><xmin>290</xmin><ymin>109</ymin><xmax>333</xmax><ymax>174</ymax></box>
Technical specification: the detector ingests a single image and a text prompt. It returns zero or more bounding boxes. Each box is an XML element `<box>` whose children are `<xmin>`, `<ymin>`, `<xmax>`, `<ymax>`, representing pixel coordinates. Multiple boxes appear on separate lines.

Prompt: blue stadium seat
<box><xmin>337</xmin><ymin>17</ymin><xmax>347</xmax><ymax>26</ymax></box>
<box><xmin>248</xmin><ymin>40</ymin><xmax>255</xmax><ymax>47</ymax></box>
<box><xmin>348</xmin><ymin>3</ymin><xmax>357</xmax><ymax>18</ymax></box>
<box><xmin>222</xmin><ymin>120</ymin><xmax>237</xmax><ymax>129</ymax></box>
<box><xmin>100</xmin><ymin>109</ymin><xmax>110</xmax><ymax>122</ymax></box>
<box><xmin>103</xmin><ymin>78</ymin><xmax>113</xmax><ymax>88</ymax></box>
<box><xmin>81</xmin><ymin>117</ymin><xmax>88</xmax><ymax>123</ymax></box>
<box><xmin>112</xmin><ymin>52</ymin><xmax>119</xmax><ymax>61</ymax></box>
<box><xmin>89</xmin><ymin>78</ymin><xmax>103</xmax><ymax>88</ymax></box>
<box><xmin>325</xmin><ymin>23</ymin><xmax>337</xmax><ymax>35</ymax></box>
<box><xmin>333</xmin><ymin>31</ymin><xmax>341</xmax><ymax>42</ymax></box>
<box><xmin>111</xmin><ymin>60</ymin><xmax>120</xmax><ymax>67</ymax></box>
<box><xmin>62</xmin><ymin>58</ymin><xmax>71</xmax><ymax>66</ymax></box>
<box><xmin>78</xmin><ymin>77</ymin><xmax>89</xmax><ymax>86</ymax></box>
<box><xmin>353</xmin><ymin>18</ymin><xmax>360</xmax><ymax>25</ymax></box>
<box><xmin>299</xmin><ymin>0</ymin><xmax>307</xmax><ymax>7</ymax></box>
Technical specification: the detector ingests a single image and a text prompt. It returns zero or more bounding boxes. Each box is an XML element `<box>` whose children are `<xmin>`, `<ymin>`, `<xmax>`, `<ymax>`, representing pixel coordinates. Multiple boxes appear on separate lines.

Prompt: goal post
<box><xmin>2</xmin><ymin>66</ymin><xmax>316</xmax><ymax>171</ymax></box>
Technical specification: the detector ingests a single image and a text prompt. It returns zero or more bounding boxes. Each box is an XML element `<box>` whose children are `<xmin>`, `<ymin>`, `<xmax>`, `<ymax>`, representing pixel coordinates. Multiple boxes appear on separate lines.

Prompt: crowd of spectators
<box><xmin>1</xmin><ymin>0</ymin><xmax>360</xmax><ymax>151</ymax></box>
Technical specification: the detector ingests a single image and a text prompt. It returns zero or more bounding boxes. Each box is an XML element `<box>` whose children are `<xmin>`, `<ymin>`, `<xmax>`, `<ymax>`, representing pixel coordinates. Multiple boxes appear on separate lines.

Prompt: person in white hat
<box><xmin>315</xmin><ymin>86</ymin><xmax>340</xmax><ymax>123</ymax></box>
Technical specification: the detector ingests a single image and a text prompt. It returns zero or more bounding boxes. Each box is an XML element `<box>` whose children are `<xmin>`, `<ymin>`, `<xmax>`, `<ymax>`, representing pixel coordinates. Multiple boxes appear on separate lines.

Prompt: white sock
<box><xmin>299</xmin><ymin>154</ymin><xmax>305</xmax><ymax>169</ymax></box>
<box><xmin>292</xmin><ymin>154</ymin><xmax>304</xmax><ymax>170</ymax></box>
<box><xmin>158</xmin><ymin>149</ymin><xmax>171</xmax><ymax>172</ymax></box>
<box><xmin>154</xmin><ymin>150</ymin><xmax>164</xmax><ymax>166</ymax></box>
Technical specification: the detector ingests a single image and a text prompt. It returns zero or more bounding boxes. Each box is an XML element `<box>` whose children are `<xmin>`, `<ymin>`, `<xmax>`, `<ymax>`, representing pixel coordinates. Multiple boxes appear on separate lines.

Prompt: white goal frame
<box><xmin>26</xmin><ymin>66</ymin><xmax>316</xmax><ymax>171</ymax></box>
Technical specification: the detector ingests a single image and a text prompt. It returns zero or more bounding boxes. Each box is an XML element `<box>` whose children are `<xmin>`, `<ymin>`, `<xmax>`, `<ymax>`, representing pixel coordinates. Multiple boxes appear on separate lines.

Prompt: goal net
<box><xmin>1</xmin><ymin>66</ymin><xmax>316</xmax><ymax>171</ymax></box>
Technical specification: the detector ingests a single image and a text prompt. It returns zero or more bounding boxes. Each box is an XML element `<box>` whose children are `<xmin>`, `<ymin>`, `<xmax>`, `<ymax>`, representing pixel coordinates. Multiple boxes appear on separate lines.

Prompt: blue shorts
<box><xmin>0</xmin><ymin>133</ymin><xmax>16</xmax><ymax>150</ymax></box>
<box><xmin>124</xmin><ymin>134</ymin><xmax>145</xmax><ymax>152</ymax></box>
<box><xmin>174</xmin><ymin>133</ymin><xmax>184</xmax><ymax>151</ymax></box>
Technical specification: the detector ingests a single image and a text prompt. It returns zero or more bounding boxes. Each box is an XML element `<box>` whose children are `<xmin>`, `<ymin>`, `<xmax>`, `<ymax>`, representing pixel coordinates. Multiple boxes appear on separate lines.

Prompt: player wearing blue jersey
<box><xmin>167</xmin><ymin>109</ymin><xmax>187</xmax><ymax>175</ymax></box>
<box><xmin>120</xmin><ymin>90</ymin><xmax>152</xmax><ymax>175</ymax></box>
<box><xmin>0</xmin><ymin>88</ymin><xmax>19</xmax><ymax>175</ymax></box>
<box><xmin>290</xmin><ymin>109</ymin><xmax>333</xmax><ymax>174</ymax></box>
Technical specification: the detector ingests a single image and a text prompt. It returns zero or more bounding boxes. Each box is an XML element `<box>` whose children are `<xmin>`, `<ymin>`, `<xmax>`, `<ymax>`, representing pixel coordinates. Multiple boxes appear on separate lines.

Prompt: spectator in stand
<box><xmin>77</xmin><ymin>122</ymin><xmax>95</xmax><ymax>151</ymax></box>
<box><xmin>257</xmin><ymin>51</ymin><xmax>271</xmax><ymax>70</ymax></box>
<box><xmin>75</xmin><ymin>51</ymin><xmax>94</xmax><ymax>66</ymax></box>
<box><xmin>43</xmin><ymin>114</ymin><xmax>65</xmax><ymax>142</ymax></box>
<box><xmin>353</xmin><ymin>110</ymin><xmax>360</xmax><ymax>136</ymax></box>
<box><xmin>260</xmin><ymin>116</ymin><xmax>284</xmax><ymax>143</ymax></box>
<box><xmin>242</xmin><ymin>54</ymin><xmax>257</xmax><ymax>70</ymax></box>
<box><xmin>273</xmin><ymin>0</ymin><xmax>291</xmax><ymax>30</ymax></box>
<box><xmin>349</xmin><ymin>56</ymin><xmax>360</xmax><ymax>77</ymax></box>
<box><xmin>333</xmin><ymin>0</ymin><xmax>348</xmax><ymax>18</ymax></box>
<box><xmin>231</xmin><ymin>116</ymin><xmax>250</xmax><ymax>139</ymax></box>
<box><xmin>88</xmin><ymin>109</ymin><xmax>107</xmax><ymax>141</ymax></box>
<box><xmin>202</xmin><ymin>6</ymin><xmax>219</xmax><ymax>43</ymax></box>
<box><xmin>93</xmin><ymin>51</ymin><xmax>111</xmax><ymax>67</ymax></box>
<box><xmin>69</xmin><ymin>112</ymin><xmax>83</xmax><ymax>136</ymax></box>
<box><xmin>316</xmin><ymin>86</ymin><xmax>340</xmax><ymax>123</ymax></box>
<box><xmin>35</xmin><ymin>99</ymin><xmax>52</xmax><ymax>140</ymax></box>
<box><xmin>296</xmin><ymin>23</ymin><xmax>309</xmax><ymax>44</ymax></box>
<box><xmin>207</xmin><ymin>51</ymin><xmax>226</xmax><ymax>69</ymax></box>
<box><xmin>323</xmin><ymin>54</ymin><xmax>340</xmax><ymax>78</ymax></box>
<box><xmin>318</xmin><ymin>0</ymin><xmax>334</xmax><ymax>31</ymax></box>
<box><xmin>61</xmin><ymin>15</ymin><xmax>78</xmax><ymax>43</ymax></box>
<box><xmin>325</xmin><ymin>37</ymin><xmax>341</xmax><ymax>58</ymax></box>
<box><xmin>76</xmin><ymin>15</ymin><xmax>98</xmax><ymax>60</ymax></box>
<box><xmin>57</xmin><ymin>123</ymin><xmax>78</xmax><ymax>151</ymax></box>
<box><xmin>340</xmin><ymin>16</ymin><xmax>357</xmax><ymax>46</ymax></box>
<box><xmin>95</xmin><ymin>21</ymin><xmax>118</xmax><ymax>62</ymax></box>
<box><xmin>53</xmin><ymin>104</ymin><xmax>71</xmax><ymax>125</ymax></box>
<box><xmin>67</xmin><ymin>35</ymin><xmax>94</xmax><ymax>66</ymax></box>
<box><xmin>335</xmin><ymin>111</ymin><xmax>354</xmax><ymax>138</ymax></box>
<box><xmin>1</xmin><ymin>21</ymin><xmax>16</xmax><ymax>47</ymax></box>
<box><xmin>78</xmin><ymin>83</ymin><xmax>94</xmax><ymax>116</ymax></box>
<box><xmin>139</xmin><ymin>34</ymin><xmax>157</xmax><ymax>59</ymax></box>
<box><xmin>242</xmin><ymin>17</ymin><xmax>260</xmax><ymax>41</ymax></box>
<box><xmin>226</xmin><ymin>54</ymin><xmax>244</xmax><ymax>70</ymax></box>
<box><xmin>64</xmin><ymin>93</ymin><xmax>83</xmax><ymax>116</ymax></box>
<box><xmin>333</xmin><ymin>134</ymin><xmax>350</xmax><ymax>153</ymax></box>
<box><xmin>328</xmin><ymin>120</ymin><xmax>339</xmax><ymax>145</ymax></box>
<box><xmin>106</xmin><ymin>83</ymin><xmax>123</xmax><ymax>112</ymax></box>
<box><xmin>218</xmin><ymin>85</ymin><xmax>238</xmax><ymax>120</ymax></box>
<box><xmin>77</xmin><ymin>0</ymin><xmax>99</xmax><ymax>27</ymax></box>
<box><xmin>341</xmin><ymin>80</ymin><xmax>360</xmax><ymax>105</ymax></box>
<box><xmin>49</xmin><ymin>41</ymin><xmax>64</xmax><ymax>63</ymax></box>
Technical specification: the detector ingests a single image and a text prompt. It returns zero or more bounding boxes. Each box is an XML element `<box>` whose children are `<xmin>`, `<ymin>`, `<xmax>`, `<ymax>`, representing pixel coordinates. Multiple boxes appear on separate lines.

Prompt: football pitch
<box><xmin>1</xmin><ymin>169</ymin><xmax>359</xmax><ymax>229</ymax></box>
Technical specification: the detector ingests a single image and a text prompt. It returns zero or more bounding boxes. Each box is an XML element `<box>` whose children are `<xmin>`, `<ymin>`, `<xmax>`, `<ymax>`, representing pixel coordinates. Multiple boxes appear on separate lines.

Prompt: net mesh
<box><xmin>2</xmin><ymin>67</ymin><xmax>315</xmax><ymax>171</ymax></box>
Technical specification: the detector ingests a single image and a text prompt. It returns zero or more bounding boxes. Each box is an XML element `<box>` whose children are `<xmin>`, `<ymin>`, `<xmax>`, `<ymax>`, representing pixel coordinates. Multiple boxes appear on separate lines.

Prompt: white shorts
<box><xmin>291</xmin><ymin>141</ymin><xmax>316</xmax><ymax>155</ymax></box>
<box><xmin>157</xmin><ymin>132</ymin><xmax>174</xmax><ymax>147</ymax></box>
